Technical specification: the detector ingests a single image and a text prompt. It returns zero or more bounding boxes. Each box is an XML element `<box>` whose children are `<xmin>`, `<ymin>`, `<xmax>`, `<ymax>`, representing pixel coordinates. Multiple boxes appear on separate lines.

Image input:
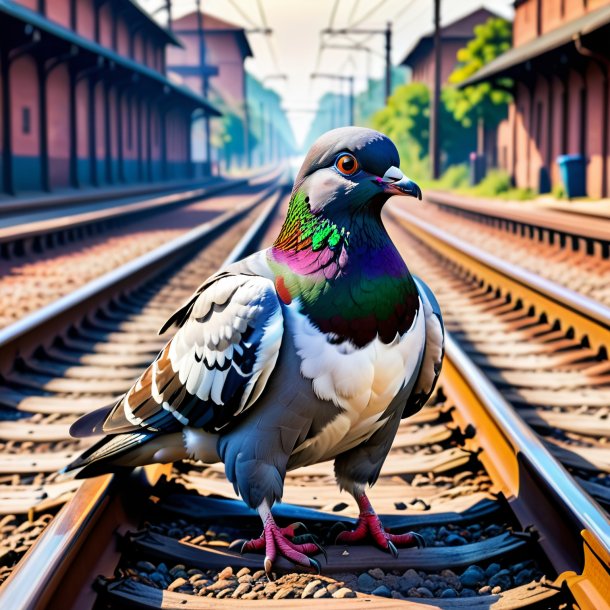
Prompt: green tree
<box><xmin>445</xmin><ymin>17</ymin><xmax>513</xmax><ymax>157</ymax></box>
<box><xmin>371</xmin><ymin>82</ymin><xmax>476</xmax><ymax>174</ymax></box>
<box><xmin>371</xmin><ymin>83</ymin><xmax>431</xmax><ymax>177</ymax></box>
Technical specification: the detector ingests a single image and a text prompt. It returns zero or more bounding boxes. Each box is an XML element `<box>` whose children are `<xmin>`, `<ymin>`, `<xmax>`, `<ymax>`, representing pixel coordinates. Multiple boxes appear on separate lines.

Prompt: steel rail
<box><xmin>0</xmin><ymin>178</ymin><xmax>248</xmax><ymax>245</ymax></box>
<box><xmin>0</xmin><ymin>183</ymin><xmax>287</xmax><ymax>610</ymax></box>
<box><xmin>388</xmin><ymin>205</ymin><xmax>610</xmax><ymax>354</ymax></box>
<box><xmin>424</xmin><ymin>190</ymin><xmax>610</xmax><ymax>250</ymax></box>
<box><xmin>443</xmin><ymin>334</ymin><xmax>610</xmax><ymax>610</ymax></box>
<box><xmin>0</xmin><ymin>180</ymin><xmax>284</xmax><ymax>374</ymax></box>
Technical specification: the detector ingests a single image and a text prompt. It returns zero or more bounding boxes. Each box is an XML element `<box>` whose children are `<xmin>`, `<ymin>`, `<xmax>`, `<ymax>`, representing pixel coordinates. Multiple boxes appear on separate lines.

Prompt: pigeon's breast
<box><xmin>285</xmin><ymin>299</ymin><xmax>426</xmax><ymax>466</ymax></box>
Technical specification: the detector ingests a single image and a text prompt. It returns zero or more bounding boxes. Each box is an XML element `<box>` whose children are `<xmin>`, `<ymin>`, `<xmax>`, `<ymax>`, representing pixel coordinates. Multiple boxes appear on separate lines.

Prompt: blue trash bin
<box><xmin>557</xmin><ymin>154</ymin><xmax>586</xmax><ymax>198</ymax></box>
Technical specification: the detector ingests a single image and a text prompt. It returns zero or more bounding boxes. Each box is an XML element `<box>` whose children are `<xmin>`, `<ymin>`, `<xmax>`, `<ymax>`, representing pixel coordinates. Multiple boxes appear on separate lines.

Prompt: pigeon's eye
<box><xmin>335</xmin><ymin>154</ymin><xmax>359</xmax><ymax>176</ymax></box>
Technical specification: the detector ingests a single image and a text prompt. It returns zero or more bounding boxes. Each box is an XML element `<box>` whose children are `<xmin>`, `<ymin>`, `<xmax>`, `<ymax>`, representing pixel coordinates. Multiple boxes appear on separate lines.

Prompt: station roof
<box><xmin>172</xmin><ymin>12</ymin><xmax>253</xmax><ymax>60</ymax></box>
<box><xmin>0</xmin><ymin>0</ymin><xmax>221</xmax><ymax>116</ymax></box>
<box><xmin>400</xmin><ymin>8</ymin><xmax>500</xmax><ymax>68</ymax></box>
<box><xmin>458</xmin><ymin>4</ymin><xmax>610</xmax><ymax>87</ymax></box>
<box><xmin>121</xmin><ymin>0</ymin><xmax>181</xmax><ymax>48</ymax></box>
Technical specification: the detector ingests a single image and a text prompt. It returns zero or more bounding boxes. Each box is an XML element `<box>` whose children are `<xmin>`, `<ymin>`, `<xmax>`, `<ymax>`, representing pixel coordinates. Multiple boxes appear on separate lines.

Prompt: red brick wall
<box><xmin>584</xmin><ymin>63</ymin><xmax>605</xmax><ymax>199</ymax></box>
<box><xmin>540</xmin><ymin>0</ymin><xmax>562</xmax><ymax>34</ymax></box>
<box><xmin>16</xmin><ymin>0</ymin><xmax>37</xmax><ymax>11</ymax></box>
<box><xmin>98</xmin><ymin>3</ymin><xmax>112</xmax><ymax>47</ymax></box>
<box><xmin>94</xmin><ymin>83</ymin><xmax>105</xmax><ymax>165</ymax></box>
<box><xmin>515</xmin><ymin>0</ymin><xmax>610</xmax><ymax>48</ymax></box>
<box><xmin>76</xmin><ymin>0</ymin><xmax>95</xmax><ymax>40</ymax></box>
<box><xmin>75</xmin><ymin>80</ymin><xmax>89</xmax><ymax>164</ymax></box>
<box><xmin>513</xmin><ymin>0</ymin><xmax>537</xmax><ymax>46</ymax></box>
<box><xmin>46</xmin><ymin>0</ymin><xmax>71</xmax><ymax>29</ymax></box>
<box><xmin>117</xmin><ymin>20</ymin><xmax>130</xmax><ymax>57</ymax></box>
<box><xmin>563</xmin><ymin>0</ymin><xmax>587</xmax><ymax>21</ymax></box>
<box><xmin>46</xmin><ymin>64</ymin><xmax>70</xmax><ymax>188</ymax></box>
<box><xmin>10</xmin><ymin>55</ymin><xmax>39</xmax><ymax>158</ymax></box>
<box><xmin>134</xmin><ymin>34</ymin><xmax>144</xmax><ymax>64</ymax></box>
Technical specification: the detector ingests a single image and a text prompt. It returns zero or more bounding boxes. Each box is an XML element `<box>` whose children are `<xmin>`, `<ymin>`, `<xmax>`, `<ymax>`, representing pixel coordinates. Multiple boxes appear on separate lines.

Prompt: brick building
<box><xmin>400</xmin><ymin>8</ymin><xmax>501</xmax><ymax>90</ymax></box>
<box><xmin>166</xmin><ymin>12</ymin><xmax>252</xmax><ymax>169</ymax></box>
<box><xmin>463</xmin><ymin>0</ymin><xmax>610</xmax><ymax>198</ymax></box>
<box><xmin>0</xmin><ymin>0</ymin><xmax>220</xmax><ymax>196</ymax></box>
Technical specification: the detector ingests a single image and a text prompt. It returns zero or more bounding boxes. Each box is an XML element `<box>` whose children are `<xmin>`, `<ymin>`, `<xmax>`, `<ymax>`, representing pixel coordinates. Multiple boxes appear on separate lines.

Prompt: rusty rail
<box><xmin>443</xmin><ymin>335</ymin><xmax>610</xmax><ymax>610</ymax></box>
<box><xmin>0</xmin><ymin>183</ymin><xmax>286</xmax><ymax>610</ymax></box>
<box><xmin>425</xmin><ymin>190</ymin><xmax>610</xmax><ymax>257</ymax></box>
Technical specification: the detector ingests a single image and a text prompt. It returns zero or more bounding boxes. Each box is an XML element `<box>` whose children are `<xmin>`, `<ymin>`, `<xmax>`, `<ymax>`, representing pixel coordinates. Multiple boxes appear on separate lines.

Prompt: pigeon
<box><xmin>65</xmin><ymin>126</ymin><xmax>445</xmax><ymax>574</ymax></box>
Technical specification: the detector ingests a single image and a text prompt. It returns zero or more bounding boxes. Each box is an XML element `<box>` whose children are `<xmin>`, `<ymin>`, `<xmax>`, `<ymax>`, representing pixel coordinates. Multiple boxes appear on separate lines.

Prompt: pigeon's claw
<box><xmin>335</xmin><ymin>512</ymin><xmax>424</xmax><ymax>556</ymax></box>
<box><xmin>238</xmin><ymin>520</ymin><xmax>323</xmax><ymax>575</ymax></box>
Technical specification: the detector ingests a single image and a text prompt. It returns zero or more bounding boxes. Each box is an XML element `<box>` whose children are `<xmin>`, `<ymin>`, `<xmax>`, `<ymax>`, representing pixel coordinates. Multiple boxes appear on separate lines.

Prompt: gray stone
<box><xmin>273</xmin><ymin>587</ymin><xmax>293</xmax><ymax>600</ymax></box>
<box><xmin>399</xmin><ymin>568</ymin><xmax>423</xmax><ymax>592</ymax></box>
<box><xmin>459</xmin><ymin>565</ymin><xmax>485</xmax><ymax>588</ymax></box>
<box><xmin>207</xmin><ymin>579</ymin><xmax>234</xmax><ymax>592</ymax></box>
<box><xmin>169</xmin><ymin>564</ymin><xmax>186</xmax><ymax>577</ymax></box>
<box><xmin>461</xmin><ymin>588</ymin><xmax>477</xmax><ymax>597</ymax></box>
<box><xmin>149</xmin><ymin>572</ymin><xmax>167</xmax><ymax>586</ymax></box>
<box><xmin>491</xmin><ymin>585</ymin><xmax>502</xmax><ymax>594</ymax></box>
<box><xmin>478</xmin><ymin>585</ymin><xmax>492</xmax><ymax>595</ymax></box>
<box><xmin>332</xmin><ymin>587</ymin><xmax>356</xmax><ymax>599</ymax></box>
<box><xmin>416</xmin><ymin>586</ymin><xmax>434</xmax><ymax>598</ymax></box>
<box><xmin>136</xmin><ymin>561</ymin><xmax>156</xmax><ymax>573</ymax></box>
<box><xmin>441</xmin><ymin>569</ymin><xmax>461</xmax><ymax>589</ymax></box>
<box><xmin>368</xmin><ymin>568</ymin><xmax>385</xmax><ymax>580</ymax></box>
<box><xmin>313</xmin><ymin>587</ymin><xmax>329</xmax><ymax>598</ymax></box>
<box><xmin>168</xmin><ymin>577</ymin><xmax>187</xmax><ymax>592</ymax></box>
<box><xmin>232</xmin><ymin>582</ymin><xmax>252</xmax><ymax>598</ymax></box>
<box><xmin>218</xmin><ymin>566</ymin><xmax>233</xmax><ymax>580</ymax></box>
<box><xmin>302</xmin><ymin>579</ymin><xmax>322</xmax><ymax>598</ymax></box>
<box><xmin>357</xmin><ymin>572</ymin><xmax>377</xmax><ymax>592</ymax></box>
<box><xmin>236</xmin><ymin>567</ymin><xmax>251</xmax><ymax>578</ymax></box>
<box><xmin>252</xmin><ymin>570</ymin><xmax>266</xmax><ymax>580</ymax></box>
<box><xmin>371</xmin><ymin>585</ymin><xmax>392</xmax><ymax>598</ymax></box>
<box><xmin>489</xmin><ymin>569</ymin><xmax>512</xmax><ymax>591</ymax></box>
<box><xmin>514</xmin><ymin>569</ymin><xmax>533</xmax><ymax>586</ymax></box>
<box><xmin>485</xmin><ymin>562</ymin><xmax>501</xmax><ymax>577</ymax></box>
<box><xmin>446</xmin><ymin>534</ymin><xmax>467</xmax><ymax>546</ymax></box>
<box><xmin>157</xmin><ymin>563</ymin><xmax>169</xmax><ymax>574</ymax></box>
<box><xmin>440</xmin><ymin>588</ymin><xmax>457</xmax><ymax>598</ymax></box>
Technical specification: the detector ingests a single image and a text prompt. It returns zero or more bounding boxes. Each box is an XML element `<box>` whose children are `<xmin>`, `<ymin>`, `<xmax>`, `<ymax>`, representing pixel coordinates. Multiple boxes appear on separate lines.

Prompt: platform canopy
<box><xmin>458</xmin><ymin>4</ymin><xmax>610</xmax><ymax>88</ymax></box>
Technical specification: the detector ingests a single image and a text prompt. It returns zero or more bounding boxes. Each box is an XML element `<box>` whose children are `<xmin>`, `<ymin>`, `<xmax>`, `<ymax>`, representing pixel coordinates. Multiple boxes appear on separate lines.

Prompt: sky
<box><xmin>140</xmin><ymin>0</ymin><xmax>514</xmax><ymax>146</ymax></box>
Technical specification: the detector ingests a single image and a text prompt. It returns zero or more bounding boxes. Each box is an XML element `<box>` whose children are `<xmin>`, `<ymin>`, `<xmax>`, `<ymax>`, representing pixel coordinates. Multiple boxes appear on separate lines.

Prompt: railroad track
<box><xmin>0</xmin><ymin>178</ymin><xmax>286</xmax><ymax>592</ymax></box>
<box><xmin>0</xmin><ymin>188</ymin><xmax>607</xmax><ymax>609</ymax></box>
<box><xmin>0</xmin><ymin>169</ymin><xmax>281</xmax><ymax>329</ymax></box>
<box><xmin>412</xmin><ymin>193</ymin><xmax>610</xmax><ymax>309</ymax></box>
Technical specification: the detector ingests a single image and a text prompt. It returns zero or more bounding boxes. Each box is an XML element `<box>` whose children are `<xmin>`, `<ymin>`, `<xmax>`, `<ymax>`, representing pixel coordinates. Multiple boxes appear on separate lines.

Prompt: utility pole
<box><xmin>430</xmin><ymin>0</ymin><xmax>441</xmax><ymax>179</ymax></box>
<box><xmin>194</xmin><ymin>0</ymin><xmax>212</xmax><ymax>173</ymax></box>
<box><xmin>323</xmin><ymin>26</ymin><xmax>392</xmax><ymax>106</ymax></box>
<box><xmin>384</xmin><ymin>22</ymin><xmax>391</xmax><ymax>103</ymax></box>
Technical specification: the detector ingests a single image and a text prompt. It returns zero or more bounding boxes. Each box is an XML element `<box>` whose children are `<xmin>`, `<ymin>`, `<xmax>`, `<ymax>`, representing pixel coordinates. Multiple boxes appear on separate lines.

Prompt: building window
<box><xmin>22</xmin><ymin>107</ymin><xmax>31</xmax><ymax>134</ymax></box>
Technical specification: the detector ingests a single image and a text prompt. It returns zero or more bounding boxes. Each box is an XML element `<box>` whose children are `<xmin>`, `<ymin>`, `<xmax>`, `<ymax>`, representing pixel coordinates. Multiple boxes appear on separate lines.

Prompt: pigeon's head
<box><xmin>292</xmin><ymin>127</ymin><xmax>422</xmax><ymax>220</ymax></box>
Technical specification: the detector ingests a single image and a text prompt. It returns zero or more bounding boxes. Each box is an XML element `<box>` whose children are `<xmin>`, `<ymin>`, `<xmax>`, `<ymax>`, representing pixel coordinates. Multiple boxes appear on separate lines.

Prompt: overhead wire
<box><xmin>227</xmin><ymin>0</ymin><xmax>258</xmax><ymax>27</ymax></box>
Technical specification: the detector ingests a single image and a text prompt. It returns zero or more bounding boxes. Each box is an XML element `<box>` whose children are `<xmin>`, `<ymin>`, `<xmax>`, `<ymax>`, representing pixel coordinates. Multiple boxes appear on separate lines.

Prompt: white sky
<box><xmin>141</xmin><ymin>0</ymin><xmax>514</xmax><ymax>146</ymax></box>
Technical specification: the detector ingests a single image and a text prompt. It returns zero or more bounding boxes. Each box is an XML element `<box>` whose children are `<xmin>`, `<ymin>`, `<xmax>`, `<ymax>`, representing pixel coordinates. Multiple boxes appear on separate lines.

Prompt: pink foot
<box><xmin>231</xmin><ymin>520</ymin><xmax>323</xmax><ymax>575</ymax></box>
<box><xmin>335</xmin><ymin>494</ymin><xmax>425</xmax><ymax>557</ymax></box>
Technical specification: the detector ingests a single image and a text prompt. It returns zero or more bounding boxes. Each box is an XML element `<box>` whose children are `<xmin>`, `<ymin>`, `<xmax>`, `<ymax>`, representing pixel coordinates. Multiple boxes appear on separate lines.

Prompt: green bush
<box><xmin>552</xmin><ymin>183</ymin><xmax>566</xmax><ymax>199</ymax></box>
<box><xmin>472</xmin><ymin>169</ymin><xmax>512</xmax><ymax>196</ymax></box>
<box><xmin>438</xmin><ymin>164</ymin><xmax>470</xmax><ymax>189</ymax></box>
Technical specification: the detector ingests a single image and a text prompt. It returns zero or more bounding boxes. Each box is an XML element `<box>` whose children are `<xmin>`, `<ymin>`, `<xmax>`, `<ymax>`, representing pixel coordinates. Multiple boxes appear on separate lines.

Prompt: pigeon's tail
<box><xmin>62</xmin><ymin>430</ymin><xmax>158</xmax><ymax>478</ymax></box>
<box><xmin>69</xmin><ymin>405</ymin><xmax>113</xmax><ymax>438</ymax></box>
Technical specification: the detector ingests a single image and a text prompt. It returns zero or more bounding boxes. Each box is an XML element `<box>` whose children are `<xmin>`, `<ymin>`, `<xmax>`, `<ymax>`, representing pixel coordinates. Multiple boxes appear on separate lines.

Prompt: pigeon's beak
<box><xmin>379</xmin><ymin>166</ymin><xmax>422</xmax><ymax>200</ymax></box>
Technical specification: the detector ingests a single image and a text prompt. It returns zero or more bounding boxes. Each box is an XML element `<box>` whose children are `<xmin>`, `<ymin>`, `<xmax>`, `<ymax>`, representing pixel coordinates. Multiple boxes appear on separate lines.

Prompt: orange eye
<box><xmin>335</xmin><ymin>153</ymin><xmax>359</xmax><ymax>176</ymax></box>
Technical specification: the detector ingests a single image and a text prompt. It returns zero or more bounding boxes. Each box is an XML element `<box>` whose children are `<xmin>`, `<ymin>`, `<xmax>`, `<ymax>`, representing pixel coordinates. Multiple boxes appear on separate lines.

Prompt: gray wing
<box><xmin>99</xmin><ymin>271</ymin><xmax>284</xmax><ymax>435</ymax></box>
<box><xmin>402</xmin><ymin>275</ymin><xmax>444</xmax><ymax>418</ymax></box>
